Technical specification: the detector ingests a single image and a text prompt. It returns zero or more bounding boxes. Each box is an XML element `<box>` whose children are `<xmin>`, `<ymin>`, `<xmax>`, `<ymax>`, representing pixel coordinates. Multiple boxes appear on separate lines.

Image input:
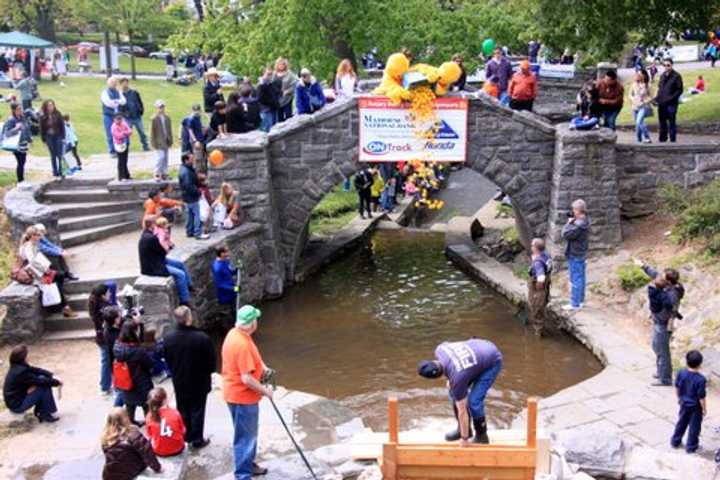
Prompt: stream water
<box><xmin>243</xmin><ymin>230</ymin><xmax>601</xmax><ymax>430</ymax></box>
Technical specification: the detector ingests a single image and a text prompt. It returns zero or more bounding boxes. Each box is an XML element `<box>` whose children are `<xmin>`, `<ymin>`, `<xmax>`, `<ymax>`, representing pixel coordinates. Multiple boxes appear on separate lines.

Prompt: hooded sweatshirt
<box><xmin>561</xmin><ymin>216</ymin><xmax>591</xmax><ymax>258</ymax></box>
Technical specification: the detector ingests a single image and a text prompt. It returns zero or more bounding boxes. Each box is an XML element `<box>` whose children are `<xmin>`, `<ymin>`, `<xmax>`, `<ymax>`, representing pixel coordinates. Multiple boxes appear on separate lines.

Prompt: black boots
<box><xmin>445</xmin><ymin>403</ymin><xmax>473</xmax><ymax>442</ymax></box>
<box><xmin>473</xmin><ymin>416</ymin><xmax>489</xmax><ymax>444</ymax></box>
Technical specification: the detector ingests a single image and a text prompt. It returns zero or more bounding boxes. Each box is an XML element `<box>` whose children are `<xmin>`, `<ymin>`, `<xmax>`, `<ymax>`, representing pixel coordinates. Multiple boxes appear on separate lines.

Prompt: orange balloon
<box><xmin>209</xmin><ymin>149</ymin><xmax>224</xmax><ymax>167</ymax></box>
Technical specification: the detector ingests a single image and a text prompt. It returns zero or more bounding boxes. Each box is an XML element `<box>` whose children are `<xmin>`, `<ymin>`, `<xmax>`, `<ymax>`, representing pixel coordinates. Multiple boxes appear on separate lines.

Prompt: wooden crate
<box><xmin>382</xmin><ymin>397</ymin><xmax>538</xmax><ymax>480</ymax></box>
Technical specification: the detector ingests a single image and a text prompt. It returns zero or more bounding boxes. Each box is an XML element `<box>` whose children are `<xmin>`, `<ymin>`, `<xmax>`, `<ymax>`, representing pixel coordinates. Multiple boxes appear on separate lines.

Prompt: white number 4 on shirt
<box><xmin>160</xmin><ymin>419</ymin><xmax>174</xmax><ymax>437</ymax></box>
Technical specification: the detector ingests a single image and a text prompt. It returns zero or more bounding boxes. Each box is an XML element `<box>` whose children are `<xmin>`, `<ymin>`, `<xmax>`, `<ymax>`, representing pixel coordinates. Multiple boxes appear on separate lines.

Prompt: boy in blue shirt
<box><xmin>671</xmin><ymin>350</ymin><xmax>707</xmax><ymax>453</ymax></box>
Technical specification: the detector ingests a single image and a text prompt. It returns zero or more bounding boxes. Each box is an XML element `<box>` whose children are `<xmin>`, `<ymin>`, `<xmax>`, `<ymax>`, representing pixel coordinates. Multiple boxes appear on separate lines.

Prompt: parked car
<box><xmin>71</xmin><ymin>41</ymin><xmax>100</xmax><ymax>52</ymax></box>
<box><xmin>119</xmin><ymin>45</ymin><xmax>147</xmax><ymax>57</ymax></box>
<box><xmin>149</xmin><ymin>50</ymin><xmax>172</xmax><ymax>60</ymax></box>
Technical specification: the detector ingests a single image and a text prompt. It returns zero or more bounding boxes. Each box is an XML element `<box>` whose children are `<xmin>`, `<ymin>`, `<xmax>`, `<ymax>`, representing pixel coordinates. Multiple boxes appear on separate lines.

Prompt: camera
<box><xmin>119</xmin><ymin>284</ymin><xmax>144</xmax><ymax>319</ymax></box>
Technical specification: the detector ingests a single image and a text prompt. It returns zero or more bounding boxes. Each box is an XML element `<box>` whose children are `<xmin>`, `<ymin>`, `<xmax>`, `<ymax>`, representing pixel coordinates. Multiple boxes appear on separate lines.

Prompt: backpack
<box><xmin>112</xmin><ymin>360</ymin><xmax>133</xmax><ymax>391</ymax></box>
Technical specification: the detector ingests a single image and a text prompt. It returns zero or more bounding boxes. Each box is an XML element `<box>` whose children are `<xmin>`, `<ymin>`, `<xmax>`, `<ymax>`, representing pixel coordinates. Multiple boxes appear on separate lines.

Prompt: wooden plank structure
<box><xmin>382</xmin><ymin>397</ymin><xmax>539</xmax><ymax>480</ymax></box>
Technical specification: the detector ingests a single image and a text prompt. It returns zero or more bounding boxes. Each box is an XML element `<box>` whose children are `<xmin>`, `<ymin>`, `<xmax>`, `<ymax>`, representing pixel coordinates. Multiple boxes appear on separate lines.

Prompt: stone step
<box><xmin>43</xmin><ymin>328</ymin><xmax>96</xmax><ymax>341</ymax></box>
<box><xmin>63</xmin><ymin>275</ymin><xmax>137</xmax><ymax>295</ymax></box>
<box><xmin>43</xmin><ymin>188</ymin><xmax>115</xmax><ymax>204</ymax></box>
<box><xmin>59</xmin><ymin>211</ymin><xmax>141</xmax><ymax>233</ymax></box>
<box><xmin>53</xmin><ymin>200</ymin><xmax>144</xmax><ymax>218</ymax></box>
<box><xmin>44</xmin><ymin>311</ymin><xmax>92</xmax><ymax>332</ymax></box>
<box><xmin>65</xmin><ymin>292</ymin><xmax>89</xmax><ymax>311</ymax></box>
<box><xmin>43</xmin><ymin>177</ymin><xmax>113</xmax><ymax>191</ymax></box>
<box><xmin>60</xmin><ymin>221</ymin><xmax>137</xmax><ymax>247</ymax></box>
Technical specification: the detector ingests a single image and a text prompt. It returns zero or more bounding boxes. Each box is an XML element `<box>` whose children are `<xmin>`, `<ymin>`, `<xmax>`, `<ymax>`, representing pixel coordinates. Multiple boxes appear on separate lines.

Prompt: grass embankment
<box><xmin>0</xmin><ymin>77</ymin><xmax>199</xmax><ymax>157</ymax></box>
<box><xmin>618</xmin><ymin>67</ymin><xmax>720</xmax><ymax>125</ymax></box>
<box><xmin>0</xmin><ymin>170</ymin><xmax>21</xmax><ymax>289</ymax></box>
<box><xmin>309</xmin><ymin>184</ymin><xmax>357</xmax><ymax>237</ymax></box>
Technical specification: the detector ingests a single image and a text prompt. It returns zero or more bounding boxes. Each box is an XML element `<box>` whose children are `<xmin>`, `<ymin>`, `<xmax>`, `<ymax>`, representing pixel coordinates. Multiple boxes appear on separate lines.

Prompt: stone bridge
<box><xmin>208</xmin><ymin>94</ymin><xmax>624</xmax><ymax>297</ymax></box>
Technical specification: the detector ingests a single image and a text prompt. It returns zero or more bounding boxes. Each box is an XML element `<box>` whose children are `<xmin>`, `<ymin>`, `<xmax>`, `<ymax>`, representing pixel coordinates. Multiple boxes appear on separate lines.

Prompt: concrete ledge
<box><xmin>4</xmin><ymin>182</ymin><xmax>60</xmax><ymax>243</ymax></box>
<box><xmin>137</xmin><ymin>450</ymin><xmax>188</xmax><ymax>479</ymax></box>
<box><xmin>267</xmin><ymin>97</ymin><xmax>357</xmax><ymax>142</ymax></box>
<box><xmin>0</xmin><ymin>282</ymin><xmax>44</xmax><ymax>344</ymax></box>
<box><xmin>556</xmin><ymin>123</ymin><xmax>617</xmax><ymax>144</ymax></box>
<box><xmin>208</xmin><ymin>129</ymin><xmax>268</xmax><ymax>152</ymax></box>
<box><xmin>134</xmin><ymin>275</ymin><xmax>178</xmax><ymax>337</ymax></box>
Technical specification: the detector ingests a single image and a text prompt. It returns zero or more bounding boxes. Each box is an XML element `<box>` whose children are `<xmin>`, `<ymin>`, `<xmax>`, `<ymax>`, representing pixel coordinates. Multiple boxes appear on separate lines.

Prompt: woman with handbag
<box><xmin>113</xmin><ymin>322</ymin><xmax>154</xmax><ymax>426</ymax></box>
<box><xmin>2</xmin><ymin>103</ymin><xmax>31</xmax><ymax>183</ymax></box>
<box><xmin>39</xmin><ymin>99</ymin><xmax>66</xmax><ymax>178</ymax></box>
<box><xmin>17</xmin><ymin>225</ymin><xmax>76</xmax><ymax>317</ymax></box>
<box><xmin>630</xmin><ymin>69</ymin><xmax>653</xmax><ymax>144</ymax></box>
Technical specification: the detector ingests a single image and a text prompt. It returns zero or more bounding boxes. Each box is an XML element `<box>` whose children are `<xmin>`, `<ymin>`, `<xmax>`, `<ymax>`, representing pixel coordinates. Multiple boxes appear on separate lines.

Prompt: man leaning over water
<box><xmin>418</xmin><ymin>338</ymin><xmax>503</xmax><ymax>445</ymax></box>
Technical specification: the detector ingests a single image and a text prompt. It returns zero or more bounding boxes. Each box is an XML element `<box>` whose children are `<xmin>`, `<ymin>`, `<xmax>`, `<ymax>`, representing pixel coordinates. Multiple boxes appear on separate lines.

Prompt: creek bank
<box><xmin>444</xmin><ymin>213</ymin><xmax>719</xmax><ymax>479</ymax></box>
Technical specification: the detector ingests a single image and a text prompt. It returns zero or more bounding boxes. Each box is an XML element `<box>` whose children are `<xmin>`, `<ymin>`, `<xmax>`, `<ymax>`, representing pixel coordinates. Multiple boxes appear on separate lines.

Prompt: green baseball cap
<box><xmin>236</xmin><ymin>305</ymin><xmax>261</xmax><ymax>326</ymax></box>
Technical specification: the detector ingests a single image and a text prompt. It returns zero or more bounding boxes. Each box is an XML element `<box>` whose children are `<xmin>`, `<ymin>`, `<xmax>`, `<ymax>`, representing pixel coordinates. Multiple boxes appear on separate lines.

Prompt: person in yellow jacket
<box><xmin>370</xmin><ymin>169</ymin><xmax>385</xmax><ymax>213</ymax></box>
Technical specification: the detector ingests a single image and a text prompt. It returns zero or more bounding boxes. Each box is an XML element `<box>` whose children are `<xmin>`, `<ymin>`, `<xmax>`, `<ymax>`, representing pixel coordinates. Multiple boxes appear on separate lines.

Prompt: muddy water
<box><xmin>250</xmin><ymin>230</ymin><xmax>601</xmax><ymax>430</ymax></box>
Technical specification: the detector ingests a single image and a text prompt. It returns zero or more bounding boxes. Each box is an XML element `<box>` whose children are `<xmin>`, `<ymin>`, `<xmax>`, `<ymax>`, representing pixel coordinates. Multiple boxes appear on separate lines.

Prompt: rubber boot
<box><xmin>445</xmin><ymin>403</ymin><xmax>472</xmax><ymax>441</ymax></box>
<box><xmin>473</xmin><ymin>417</ymin><xmax>489</xmax><ymax>444</ymax></box>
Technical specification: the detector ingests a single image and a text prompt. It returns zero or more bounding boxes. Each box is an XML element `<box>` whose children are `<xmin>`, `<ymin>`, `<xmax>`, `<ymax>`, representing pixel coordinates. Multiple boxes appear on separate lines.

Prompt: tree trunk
<box><xmin>103</xmin><ymin>31</ymin><xmax>112</xmax><ymax>78</ymax></box>
<box><xmin>128</xmin><ymin>30</ymin><xmax>137</xmax><ymax>80</ymax></box>
<box><xmin>34</xmin><ymin>5</ymin><xmax>56</xmax><ymax>41</ymax></box>
<box><xmin>330</xmin><ymin>37</ymin><xmax>357</xmax><ymax>77</ymax></box>
<box><xmin>194</xmin><ymin>0</ymin><xmax>204</xmax><ymax>21</ymax></box>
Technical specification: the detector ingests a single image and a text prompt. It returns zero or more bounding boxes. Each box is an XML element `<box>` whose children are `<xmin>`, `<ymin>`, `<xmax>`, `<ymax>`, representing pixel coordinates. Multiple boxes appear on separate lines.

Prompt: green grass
<box><xmin>68</xmin><ymin>52</ymin><xmax>167</xmax><ymax>75</ymax></box>
<box><xmin>308</xmin><ymin>184</ymin><xmax>357</xmax><ymax>237</ymax></box>
<box><xmin>309</xmin><ymin>210</ymin><xmax>357</xmax><ymax>237</ymax></box>
<box><xmin>0</xmin><ymin>77</ymin><xmax>200</xmax><ymax>157</ymax></box>
<box><xmin>616</xmin><ymin>263</ymin><xmax>649</xmax><ymax>291</ymax></box>
<box><xmin>619</xmin><ymin>67</ymin><xmax>720</xmax><ymax>125</ymax></box>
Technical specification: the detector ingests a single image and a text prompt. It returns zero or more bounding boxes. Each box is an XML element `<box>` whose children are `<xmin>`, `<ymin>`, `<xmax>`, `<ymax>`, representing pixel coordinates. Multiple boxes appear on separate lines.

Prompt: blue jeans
<box><xmin>499</xmin><ymin>91</ymin><xmax>510</xmax><ymax>106</ymax></box>
<box><xmin>658</xmin><ymin>104</ymin><xmax>678</xmax><ymax>142</ymax></box>
<box><xmin>567</xmin><ymin>256</ymin><xmax>586</xmax><ymax>308</ymax></box>
<box><xmin>166</xmin><ymin>257</ymin><xmax>191</xmax><ymax>303</ymax></box>
<box><xmin>228</xmin><ymin>403</ymin><xmax>259</xmax><ymax>480</ymax></box>
<box><xmin>127</xmin><ymin>116</ymin><xmax>149</xmax><ymax>149</ymax></box>
<box><xmin>652</xmin><ymin>324</ymin><xmax>672</xmax><ymax>384</ymax></box>
<box><xmin>99</xmin><ymin>344</ymin><xmax>112</xmax><ymax>392</ymax></box>
<box><xmin>46</xmin><ymin>135</ymin><xmax>65</xmax><ymax>177</ymax></box>
<box><xmin>466</xmin><ymin>360</ymin><xmax>503</xmax><ymax>418</ymax></box>
<box><xmin>671</xmin><ymin>404</ymin><xmax>703</xmax><ymax>452</ymax></box>
<box><xmin>602</xmin><ymin>110</ymin><xmax>620</xmax><ymax>131</ymax></box>
<box><xmin>12</xmin><ymin>386</ymin><xmax>57</xmax><ymax>417</ymax></box>
<box><xmin>633</xmin><ymin>108</ymin><xmax>651</xmax><ymax>142</ymax></box>
<box><xmin>278</xmin><ymin>103</ymin><xmax>293</xmax><ymax>123</ymax></box>
<box><xmin>259</xmin><ymin>110</ymin><xmax>276</xmax><ymax>132</ymax></box>
<box><xmin>103</xmin><ymin>114</ymin><xmax>115</xmax><ymax>154</ymax></box>
<box><xmin>185</xmin><ymin>201</ymin><xmax>202</xmax><ymax>238</ymax></box>
<box><xmin>113</xmin><ymin>389</ymin><xmax>125</xmax><ymax>407</ymax></box>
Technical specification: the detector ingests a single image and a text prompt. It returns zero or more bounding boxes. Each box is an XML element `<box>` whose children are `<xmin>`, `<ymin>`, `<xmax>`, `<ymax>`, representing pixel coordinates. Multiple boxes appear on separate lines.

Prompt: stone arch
<box><xmin>209</xmin><ymin>94</ymin><xmax>559</xmax><ymax>290</ymax></box>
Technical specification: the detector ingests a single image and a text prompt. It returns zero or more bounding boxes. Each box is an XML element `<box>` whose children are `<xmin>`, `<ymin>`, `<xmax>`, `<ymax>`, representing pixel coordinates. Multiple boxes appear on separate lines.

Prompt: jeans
<box><xmin>46</xmin><ymin>135</ymin><xmax>65</xmax><ymax>177</ymax></box>
<box><xmin>127</xmin><ymin>116</ymin><xmax>149</xmax><ymax>149</ymax></box>
<box><xmin>103</xmin><ymin>114</ymin><xmax>115</xmax><ymax>154</ymax></box>
<box><xmin>358</xmin><ymin>191</ymin><xmax>371</xmax><ymax>217</ymax></box>
<box><xmin>602</xmin><ymin>110</ymin><xmax>620</xmax><ymax>131</ymax></box>
<box><xmin>22</xmin><ymin>98</ymin><xmax>31</xmax><ymax>111</ymax></box>
<box><xmin>671</xmin><ymin>404</ymin><xmax>703</xmax><ymax>452</ymax></box>
<box><xmin>166</xmin><ymin>257</ymin><xmax>192</xmax><ymax>303</ymax></box>
<box><xmin>652</xmin><ymin>323</ymin><xmax>672</xmax><ymax>384</ymax></box>
<box><xmin>509</xmin><ymin>99</ymin><xmax>534</xmax><ymax>111</ymax></box>
<box><xmin>99</xmin><ymin>344</ymin><xmax>112</xmax><ymax>392</ymax></box>
<box><xmin>466</xmin><ymin>360</ymin><xmax>503</xmax><ymax>418</ymax></box>
<box><xmin>177</xmin><ymin>394</ymin><xmax>207</xmax><ymax>444</ymax></box>
<box><xmin>278</xmin><ymin>103</ymin><xmax>293</xmax><ymax>123</ymax></box>
<box><xmin>259</xmin><ymin>110</ymin><xmax>276</xmax><ymax>132</ymax></box>
<box><xmin>658</xmin><ymin>103</ymin><xmax>678</xmax><ymax>142</ymax></box>
<box><xmin>113</xmin><ymin>389</ymin><xmax>125</xmax><ymax>407</ymax></box>
<box><xmin>499</xmin><ymin>91</ymin><xmax>510</xmax><ymax>106</ymax></box>
<box><xmin>185</xmin><ymin>201</ymin><xmax>202</xmax><ymax>238</ymax></box>
<box><xmin>155</xmin><ymin>149</ymin><xmax>169</xmax><ymax>177</ymax></box>
<box><xmin>117</xmin><ymin>148</ymin><xmax>130</xmax><ymax>179</ymax></box>
<box><xmin>228</xmin><ymin>402</ymin><xmax>259</xmax><ymax>480</ymax></box>
<box><xmin>12</xmin><ymin>386</ymin><xmax>57</xmax><ymax>418</ymax></box>
<box><xmin>633</xmin><ymin>108</ymin><xmax>651</xmax><ymax>142</ymax></box>
<box><xmin>13</xmin><ymin>151</ymin><xmax>26</xmax><ymax>182</ymax></box>
<box><xmin>567</xmin><ymin>256</ymin><xmax>586</xmax><ymax>308</ymax></box>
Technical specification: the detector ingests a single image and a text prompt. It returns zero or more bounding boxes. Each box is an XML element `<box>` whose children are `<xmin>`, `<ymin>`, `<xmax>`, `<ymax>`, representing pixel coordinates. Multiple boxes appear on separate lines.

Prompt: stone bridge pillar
<box><xmin>546</xmin><ymin>125</ymin><xmax>622</xmax><ymax>259</ymax></box>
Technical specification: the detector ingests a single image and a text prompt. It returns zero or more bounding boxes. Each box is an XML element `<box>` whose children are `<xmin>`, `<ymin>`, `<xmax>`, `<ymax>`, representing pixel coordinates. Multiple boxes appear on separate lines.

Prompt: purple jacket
<box><xmin>485</xmin><ymin>57</ymin><xmax>513</xmax><ymax>92</ymax></box>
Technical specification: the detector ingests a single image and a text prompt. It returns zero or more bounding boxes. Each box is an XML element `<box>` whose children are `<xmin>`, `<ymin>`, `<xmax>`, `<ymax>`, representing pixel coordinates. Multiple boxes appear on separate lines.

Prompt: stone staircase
<box><xmin>41</xmin><ymin>177</ymin><xmax>143</xmax><ymax>248</ymax></box>
<box><xmin>43</xmin><ymin>274</ymin><xmax>138</xmax><ymax>341</ymax></box>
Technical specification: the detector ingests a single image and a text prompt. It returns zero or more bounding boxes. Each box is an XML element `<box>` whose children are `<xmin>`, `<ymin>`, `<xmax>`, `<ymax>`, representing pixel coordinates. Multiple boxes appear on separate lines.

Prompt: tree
<box><xmin>0</xmin><ymin>0</ymin><xmax>71</xmax><ymax>41</ymax></box>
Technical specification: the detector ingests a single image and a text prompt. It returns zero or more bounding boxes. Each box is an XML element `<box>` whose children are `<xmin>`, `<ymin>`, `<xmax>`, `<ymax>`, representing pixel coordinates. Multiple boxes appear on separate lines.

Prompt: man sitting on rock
<box><xmin>418</xmin><ymin>338</ymin><xmax>503</xmax><ymax>445</ymax></box>
<box><xmin>138</xmin><ymin>217</ymin><xmax>193</xmax><ymax>306</ymax></box>
<box><xmin>143</xmin><ymin>187</ymin><xmax>183</xmax><ymax>225</ymax></box>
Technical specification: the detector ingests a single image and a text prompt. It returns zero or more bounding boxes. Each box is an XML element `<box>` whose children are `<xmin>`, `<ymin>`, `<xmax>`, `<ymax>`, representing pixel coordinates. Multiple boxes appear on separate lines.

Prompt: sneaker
<box><xmin>191</xmin><ymin>438</ymin><xmax>211</xmax><ymax>450</ymax></box>
<box><xmin>252</xmin><ymin>463</ymin><xmax>268</xmax><ymax>476</ymax></box>
<box><xmin>100</xmin><ymin>389</ymin><xmax>112</xmax><ymax>396</ymax></box>
<box><xmin>650</xmin><ymin>381</ymin><xmax>672</xmax><ymax>387</ymax></box>
<box><xmin>643</xmin><ymin>138</ymin><xmax>652</xmax><ymax>144</ymax></box>
<box><xmin>561</xmin><ymin>304</ymin><xmax>580</xmax><ymax>312</ymax></box>
<box><xmin>197</xmin><ymin>233</ymin><xmax>210</xmax><ymax>240</ymax></box>
<box><xmin>65</xmin><ymin>273</ymin><xmax>79</xmax><ymax>281</ymax></box>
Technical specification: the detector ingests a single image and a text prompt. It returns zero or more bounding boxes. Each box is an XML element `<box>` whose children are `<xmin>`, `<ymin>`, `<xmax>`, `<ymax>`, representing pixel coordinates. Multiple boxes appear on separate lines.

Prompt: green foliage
<box><xmin>502</xmin><ymin>226</ymin><xmax>520</xmax><ymax>245</ymax></box>
<box><xmin>669</xmin><ymin>180</ymin><xmax>720</xmax><ymax>247</ymax></box>
<box><xmin>617</xmin><ymin>263</ymin><xmax>649</xmax><ymax>291</ymax></box>
<box><xmin>311</xmin><ymin>184</ymin><xmax>356</xmax><ymax>219</ymax></box>
<box><xmin>657</xmin><ymin>182</ymin><xmax>692</xmax><ymax>215</ymax></box>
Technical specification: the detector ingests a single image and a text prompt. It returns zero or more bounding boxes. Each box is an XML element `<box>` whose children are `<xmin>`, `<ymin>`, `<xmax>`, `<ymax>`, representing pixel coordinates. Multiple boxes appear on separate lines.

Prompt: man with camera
<box><xmin>222</xmin><ymin>305</ymin><xmax>271</xmax><ymax>479</ymax></box>
<box><xmin>561</xmin><ymin>199</ymin><xmax>591</xmax><ymax>312</ymax></box>
<box><xmin>162</xmin><ymin>306</ymin><xmax>215</xmax><ymax>449</ymax></box>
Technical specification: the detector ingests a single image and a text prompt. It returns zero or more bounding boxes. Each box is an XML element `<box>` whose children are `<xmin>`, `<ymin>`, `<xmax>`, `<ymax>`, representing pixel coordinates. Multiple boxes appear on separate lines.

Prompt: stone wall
<box><xmin>615</xmin><ymin>143</ymin><xmax>720</xmax><ymax>218</ymax></box>
<box><xmin>0</xmin><ymin>283</ymin><xmax>43</xmax><ymax>344</ymax></box>
<box><xmin>4</xmin><ymin>183</ymin><xmax>60</xmax><ymax>244</ymax></box>
<box><xmin>134</xmin><ymin>223</ymin><xmax>266</xmax><ymax>335</ymax></box>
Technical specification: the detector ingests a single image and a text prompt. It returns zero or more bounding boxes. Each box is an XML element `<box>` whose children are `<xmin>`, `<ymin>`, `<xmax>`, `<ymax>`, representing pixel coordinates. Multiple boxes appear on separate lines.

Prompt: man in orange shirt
<box><xmin>143</xmin><ymin>187</ymin><xmax>183</xmax><ymax>224</ymax></box>
<box><xmin>508</xmin><ymin>60</ymin><xmax>538</xmax><ymax>112</ymax></box>
<box><xmin>222</xmin><ymin>305</ymin><xmax>272</xmax><ymax>480</ymax></box>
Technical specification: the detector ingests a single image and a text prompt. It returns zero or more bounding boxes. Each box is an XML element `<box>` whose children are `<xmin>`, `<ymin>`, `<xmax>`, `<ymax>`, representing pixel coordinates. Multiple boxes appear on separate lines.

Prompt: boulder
<box><xmin>313</xmin><ymin>444</ymin><xmax>353</xmax><ymax>467</ymax></box>
<box><xmin>624</xmin><ymin>446</ymin><xmax>716</xmax><ymax>480</ymax></box>
<box><xmin>336</xmin><ymin>460</ymin><xmax>371</xmax><ymax>479</ymax></box>
<box><xmin>554</xmin><ymin>428</ymin><xmax>626</xmax><ymax>479</ymax></box>
<box><xmin>357</xmin><ymin>464</ymin><xmax>382</xmax><ymax>480</ymax></box>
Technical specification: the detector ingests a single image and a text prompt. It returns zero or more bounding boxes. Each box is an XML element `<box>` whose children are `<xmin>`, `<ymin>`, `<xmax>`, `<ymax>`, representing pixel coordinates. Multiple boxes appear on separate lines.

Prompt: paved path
<box><xmin>0</xmin><ymin>148</ymin><xmax>183</xmax><ymax>179</ymax></box>
<box><xmin>616</xmin><ymin>129</ymin><xmax>720</xmax><ymax>145</ymax></box>
<box><xmin>445</xmin><ymin>216</ymin><xmax>720</xmax><ymax>465</ymax></box>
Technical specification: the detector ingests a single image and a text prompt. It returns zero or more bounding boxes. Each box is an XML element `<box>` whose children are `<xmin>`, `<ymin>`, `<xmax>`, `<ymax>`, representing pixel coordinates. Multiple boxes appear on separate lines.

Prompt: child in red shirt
<box><xmin>145</xmin><ymin>387</ymin><xmax>186</xmax><ymax>456</ymax></box>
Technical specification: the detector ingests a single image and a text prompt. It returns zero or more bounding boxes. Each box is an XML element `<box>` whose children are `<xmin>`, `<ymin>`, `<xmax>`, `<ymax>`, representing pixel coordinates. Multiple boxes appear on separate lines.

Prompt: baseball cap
<box><xmin>154</xmin><ymin>99</ymin><xmax>165</xmax><ymax>108</ymax></box>
<box><xmin>236</xmin><ymin>305</ymin><xmax>261</xmax><ymax>327</ymax></box>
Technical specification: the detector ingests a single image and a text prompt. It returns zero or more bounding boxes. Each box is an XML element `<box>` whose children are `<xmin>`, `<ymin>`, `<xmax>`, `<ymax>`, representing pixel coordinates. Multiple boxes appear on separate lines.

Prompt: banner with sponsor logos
<box><xmin>358</xmin><ymin>96</ymin><xmax>468</xmax><ymax>162</ymax></box>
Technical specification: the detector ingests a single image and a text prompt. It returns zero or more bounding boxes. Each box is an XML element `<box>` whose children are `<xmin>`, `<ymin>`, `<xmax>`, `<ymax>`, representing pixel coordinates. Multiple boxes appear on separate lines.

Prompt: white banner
<box><xmin>538</xmin><ymin>63</ymin><xmax>575</xmax><ymax>79</ymax></box>
<box><xmin>358</xmin><ymin>96</ymin><xmax>468</xmax><ymax>163</ymax></box>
